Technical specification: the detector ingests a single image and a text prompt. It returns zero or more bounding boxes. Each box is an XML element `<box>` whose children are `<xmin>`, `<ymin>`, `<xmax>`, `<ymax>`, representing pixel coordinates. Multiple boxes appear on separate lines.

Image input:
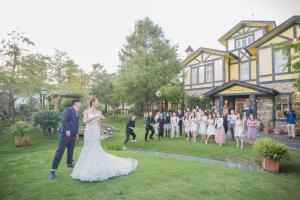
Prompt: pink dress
<box><xmin>215</xmin><ymin>118</ymin><xmax>225</xmax><ymax>145</ymax></box>
<box><xmin>247</xmin><ymin>119</ymin><xmax>258</xmax><ymax>142</ymax></box>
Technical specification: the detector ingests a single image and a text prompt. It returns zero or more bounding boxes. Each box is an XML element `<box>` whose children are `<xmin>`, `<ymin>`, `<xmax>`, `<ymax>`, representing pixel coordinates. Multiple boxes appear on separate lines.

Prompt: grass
<box><xmin>0</xmin><ymin>116</ymin><xmax>300</xmax><ymax>200</ymax></box>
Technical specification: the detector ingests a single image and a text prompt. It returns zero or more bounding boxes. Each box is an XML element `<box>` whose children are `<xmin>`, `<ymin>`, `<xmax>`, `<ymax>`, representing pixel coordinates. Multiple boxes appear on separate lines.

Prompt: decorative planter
<box><xmin>15</xmin><ymin>136</ymin><xmax>31</xmax><ymax>147</ymax></box>
<box><xmin>273</xmin><ymin>128</ymin><xmax>281</xmax><ymax>135</ymax></box>
<box><xmin>263</xmin><ymin>127</ymin><xmax>270</xmax><ymax>134</ymax></box>
<box><xmin>262</xmin><ymin>156</ymin><xmax>279</xmax><ymax>173</ymax></box>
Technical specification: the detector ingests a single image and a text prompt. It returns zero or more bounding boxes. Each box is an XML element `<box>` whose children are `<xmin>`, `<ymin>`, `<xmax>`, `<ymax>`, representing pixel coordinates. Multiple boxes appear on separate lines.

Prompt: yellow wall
<box><xmin>275</xmin><ymin>73</ymin><xmax>297</xmax><ymax>80</ymax></box>
<box><xmin>191</xmin><ymin>83</ymin><xmax>213</xmax><ymax>89</ymax></box>
<box><xmin>251</xmin><ymin>60</ymin><xmax>257</xmax><ymax>81</ymax></box>
<box><xmin>258</xmin><ymin>47</ymin><xmax>272</xmax><ymax>75</ymax></box>
<box><xmin>225</xmin><ymin>58</ymin><xmax>230</xmax><ymax>82</ymax></box>
<box><xmin>219</xmin><ymin>85</ymin><xmax>258</xmax><ymax>95</ymax></box>
<box><xmin>184</xmin><ymin>68</ymin><xmax>190</xmax><ymax>85</ymax></box>
<box><xmin>261</xmin><ymin>36</ymin><xmax>288</xmax><ymax>47</ymax></box>
<box><xmin>230</xmin><ymin>63</ymin><xmax>238</xmax><ymax>80</ymax></box>
<box><xmin>259</xmin><ymin>76</ymin><xmax>273</xmax><ymax>82</ymax></box>
<box><xmin>280</xmin><ymin>27</ymin><xmax>294</xmax><ymax>38</ymax></box>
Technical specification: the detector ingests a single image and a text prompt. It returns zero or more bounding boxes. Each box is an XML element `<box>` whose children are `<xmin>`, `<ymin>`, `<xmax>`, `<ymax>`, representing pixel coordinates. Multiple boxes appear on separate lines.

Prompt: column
<box><xmin>249</xmin><ymin>94</ymin><xmax>256</xmax><ymax>114</ymax></box>
<box><xmin>219</xmin><ymin>96</ymin><xmax>224</xmax><ymax>114</ymax></box>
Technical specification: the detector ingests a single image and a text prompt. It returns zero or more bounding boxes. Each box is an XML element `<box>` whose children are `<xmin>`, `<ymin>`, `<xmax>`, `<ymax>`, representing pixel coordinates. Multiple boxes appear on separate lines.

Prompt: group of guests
<box><xmin>123</xmin><ymin>107</ymin><xmax>260</xmax><ymax>150</ymax></box>
<box><xmin>181</xmin><ymin>108</ymin><xmax>259</xmax><ymax>148</ymax></box>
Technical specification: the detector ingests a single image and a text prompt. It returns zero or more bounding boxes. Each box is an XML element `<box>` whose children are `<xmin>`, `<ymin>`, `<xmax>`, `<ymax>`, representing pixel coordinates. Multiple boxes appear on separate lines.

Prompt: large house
<box><xmin>183</xmin><ymin>16</ymin><xmax>300</xmax><ymax>128</ymax></box>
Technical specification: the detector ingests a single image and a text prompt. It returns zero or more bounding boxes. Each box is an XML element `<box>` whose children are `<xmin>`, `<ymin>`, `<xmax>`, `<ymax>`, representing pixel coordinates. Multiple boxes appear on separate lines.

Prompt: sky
<box><xmin>0</xmin><ymin>0</ymin><xmax>299</xmax><ymax>73</ymax></box>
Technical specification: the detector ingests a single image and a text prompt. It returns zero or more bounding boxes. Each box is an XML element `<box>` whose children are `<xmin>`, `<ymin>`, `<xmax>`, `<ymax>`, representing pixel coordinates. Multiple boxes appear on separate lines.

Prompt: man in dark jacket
<box><xmin>145</xmin><ymin>112</ymin><xmax>155</xmax><ymax>142</ymax></box>
<box><xmin>123</xmin><ymin>115</ymin><xmax>137</xmax><ymax>151</ymax></box>
<box><xmin>284</xmin><ymin>109</ymin><xmax>297</xmax><ymax>139</ymax></box>
<box><xmin>49</xmin><ymin>99</ymin><xmax>81</xmax><ymax>180</ymax></box>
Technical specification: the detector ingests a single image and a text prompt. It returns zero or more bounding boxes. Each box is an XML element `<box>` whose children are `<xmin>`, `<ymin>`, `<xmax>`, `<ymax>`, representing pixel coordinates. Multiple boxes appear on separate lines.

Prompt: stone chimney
<box><xmin>185</xmin><ymin>45</ymin><xmax>194</xmax><ymax>57</ymax></box>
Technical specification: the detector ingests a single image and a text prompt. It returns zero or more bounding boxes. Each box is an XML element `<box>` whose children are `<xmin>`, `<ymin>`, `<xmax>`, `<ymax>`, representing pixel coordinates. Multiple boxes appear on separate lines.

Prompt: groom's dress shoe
<box><xmin>67</xmin><ymin>163</ymin><xmax>75</xmax><ymax>168</ymax></box>
<box><xmin>48</xmin><ymin>171</ymin><xmax>56</xmax><ymax>180</ymax></box>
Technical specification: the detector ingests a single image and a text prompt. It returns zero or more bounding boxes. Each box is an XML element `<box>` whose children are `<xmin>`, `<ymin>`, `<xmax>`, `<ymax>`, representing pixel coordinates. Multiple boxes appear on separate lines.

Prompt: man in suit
<box><xmin>48</xmin><ymin>99</ymin><xmax>81</xmax><ymax>180</ymax></box>
<box><xmin>145</xmin><ymin>111</ymin><xmax>155</xmax><ymax>142</ymax></box>
<box><xmin>177</xmin><ymin>109</ymin><xmax>184</xmax><ymax>136</ymax></box>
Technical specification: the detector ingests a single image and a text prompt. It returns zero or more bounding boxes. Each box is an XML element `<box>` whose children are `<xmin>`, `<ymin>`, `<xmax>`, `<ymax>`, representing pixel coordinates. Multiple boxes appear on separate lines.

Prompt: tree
<box><xmin>0</xmin><ymin>30</ymin><xmax>47</xmax><ymax>122</ymax></box>
<box><xmin>48</xmin><ymin>49</ymin><xmax>78</xmax><ymax>86</ymax></box>
<box><xmin>117</xmin><ymin>17</ymin><xmax>182</xmax><ymax>113</ymax></box>
<box><xmin>280</xmin><ymin>40</ymin><xmax>300</xmax><ymax>88</ymax></box>
<box><xmin>89</xmin><ymin>63</ymin><xmax>117</xmax><ymax>113</ymax></box>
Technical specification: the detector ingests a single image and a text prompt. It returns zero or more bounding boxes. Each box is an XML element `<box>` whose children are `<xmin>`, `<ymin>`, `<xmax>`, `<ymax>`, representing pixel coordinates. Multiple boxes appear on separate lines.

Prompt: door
<box><xmin>235</xmin><ymin>98</ymin><xmax>250</xmax><ymax>114</ymax></box>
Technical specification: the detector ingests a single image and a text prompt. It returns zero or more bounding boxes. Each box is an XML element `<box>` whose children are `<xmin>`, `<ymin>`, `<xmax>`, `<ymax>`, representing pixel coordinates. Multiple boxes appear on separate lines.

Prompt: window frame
<box><xmin>275</xmin><ymin>95</ymin><xmax>289</xmax><ymax>120</ymax></box>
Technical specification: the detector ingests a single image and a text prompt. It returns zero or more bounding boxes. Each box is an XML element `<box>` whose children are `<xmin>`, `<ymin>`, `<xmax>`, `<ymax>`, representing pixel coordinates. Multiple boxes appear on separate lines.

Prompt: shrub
<box><xmin>254</xmin><ymin>138</ymin><xmax>289</xmax><ymax>161</ymax></box>
<box><xmin>11</xmin><ymin>121</ymin><xmax>35</xmax><ymax>137</ymax></box>
<box><xmin>59</xmin><ymin>98</ymin><xmax>73</xmax><ymax>112</ymax></box>
<box><xmin>32</xmin><ymin>110</ymin><xmax>60</xmax><ymax>135</ymax></box>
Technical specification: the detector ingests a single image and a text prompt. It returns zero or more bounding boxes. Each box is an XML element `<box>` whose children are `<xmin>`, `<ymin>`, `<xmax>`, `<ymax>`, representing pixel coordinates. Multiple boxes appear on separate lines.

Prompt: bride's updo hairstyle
<box><xmin>89</xmin><ymin>97</ymin><xmax>98</xmax><ymax>108</ymax></box>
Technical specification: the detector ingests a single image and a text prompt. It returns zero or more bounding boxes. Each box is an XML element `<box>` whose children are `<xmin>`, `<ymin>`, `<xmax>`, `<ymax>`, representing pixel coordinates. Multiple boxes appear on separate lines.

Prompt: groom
<box><xmin>48</xmin><ymin>99</ymin><xmax>81</xmax><ymax>180</ymax></box>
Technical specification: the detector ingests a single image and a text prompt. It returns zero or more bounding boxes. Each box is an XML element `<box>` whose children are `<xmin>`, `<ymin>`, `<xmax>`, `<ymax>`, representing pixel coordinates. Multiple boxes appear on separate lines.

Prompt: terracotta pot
<box><xmin>273</xmin><ymin>128</ymin><xmax>281</xmax><ymax>135</ymax></box>
<box><xmin>263</xmin><ymin>127</ymin><xmax>270</xmax><ymax>134</ymax></box>
<box><xmin>15</xmin><ymin>136</ymin><xmax>31</xmax><ymax>147</ymax></box>
<box><xmin>262</xmin><ymin>156</ymin><xmax>279</xmax><ymax>173</ymax></box>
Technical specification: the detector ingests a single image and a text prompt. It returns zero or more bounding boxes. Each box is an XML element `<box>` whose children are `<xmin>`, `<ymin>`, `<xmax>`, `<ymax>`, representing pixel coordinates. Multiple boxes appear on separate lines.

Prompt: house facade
<box><xmin>183</xmin><ymin>16</ymin><xmax>300</xmax><ymax>128</ymax></box>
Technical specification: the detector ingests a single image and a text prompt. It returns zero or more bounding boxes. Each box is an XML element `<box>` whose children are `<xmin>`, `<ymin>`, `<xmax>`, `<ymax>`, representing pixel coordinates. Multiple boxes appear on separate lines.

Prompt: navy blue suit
<box><xmin>51</xmin><ymin>107</ymin><xmax>80</xmax><ymax>169</ymax></box>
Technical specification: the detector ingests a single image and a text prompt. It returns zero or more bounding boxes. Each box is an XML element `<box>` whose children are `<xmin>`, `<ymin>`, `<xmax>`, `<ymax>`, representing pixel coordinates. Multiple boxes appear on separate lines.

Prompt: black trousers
<box><xmin>124</xmin><ymin>130</ymin><xmax>136</xmax><ymax>145</ymax></box>
<box><xmin>158</xmin><ymin>129</ymin><xmax>164</xmax><ymax>140</ymax></box>
<box><xmin>145</xmin><ymin>126</ymin><xmax>155</xmax><ymax>140</ymax></box>
<box><xmin>179</xmin><ymin>122</ymin><xmax>183</xmax><ymax>136</ymax></box>
<box><xmin>51</xmin><ymin>134</ymin><xmax>76</xmax><ymax>169</ymax></box>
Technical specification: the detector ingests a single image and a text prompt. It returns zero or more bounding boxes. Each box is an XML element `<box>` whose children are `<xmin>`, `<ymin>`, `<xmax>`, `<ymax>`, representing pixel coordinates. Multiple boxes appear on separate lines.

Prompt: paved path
<box><xmin>257</xmin><ymin>133</ymin><xmax>300</xmax><ymax>152</ymax></box>
<box><xmin>127</xmin><ymin>149</ymin><xmax>261</xmax><ymax>172</ymax></box>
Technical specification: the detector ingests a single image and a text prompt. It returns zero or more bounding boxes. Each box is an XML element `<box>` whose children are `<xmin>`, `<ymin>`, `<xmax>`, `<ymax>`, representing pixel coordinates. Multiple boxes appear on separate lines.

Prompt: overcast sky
<box><xmin>0</xmin><ymin>0</ymin><xmax>299</xmax><ymax>73</ymax></box>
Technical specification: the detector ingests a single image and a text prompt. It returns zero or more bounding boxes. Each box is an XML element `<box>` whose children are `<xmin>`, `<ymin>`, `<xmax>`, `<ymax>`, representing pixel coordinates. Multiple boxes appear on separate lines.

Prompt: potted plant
<box><xmin>11</xmin><ymin>121</ymin><xmax>33</xmax><ymax>147</ymax></box>
<box><xmin>254</xmin><ymin>138</ymin><xmax>289</xmax><ymax>173</ymax></box>
<box><xmin>263</xmin><ymin>120</ymin><xmax>272</xmax><ymax>134</ymax></box>
<box><xmin>273</xmin><ymin>124</ymin><xmax>282</xmax><ymax>135</ymax></box>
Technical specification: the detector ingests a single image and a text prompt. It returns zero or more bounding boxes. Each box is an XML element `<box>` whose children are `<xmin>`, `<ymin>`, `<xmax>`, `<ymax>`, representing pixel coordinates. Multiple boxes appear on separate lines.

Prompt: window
<box><xmin>237</xmin><ymin>36</ymin><xmax>253</xmax><ymax>48</ymax></box>
<box><xmin>276</xmin><ymin>95</ymin><xmax>289</xmax><ymax>119</ymax></box>
<box><xmin>240</xmin><ymin>62</ymin><xmax>250</xmax><ymax>80</ymax></box>
<box><xmin>191</xmin><ymin>68</ymin><xmax>198</xmax><ymax>84</ymax></box>
<box><xmin>205</xmin><ymin>64</ymin><xmax>213</xmax><ymax>82</ymax></box>
<box><xmin>274</xmin><ymin>48</ymin><xmax>288</xmax><ymax>73</ymax></box>
<box><xmin>198</xmin><ymin>67</ymin><xmax>205</xmax><ymax>83</ymax></box>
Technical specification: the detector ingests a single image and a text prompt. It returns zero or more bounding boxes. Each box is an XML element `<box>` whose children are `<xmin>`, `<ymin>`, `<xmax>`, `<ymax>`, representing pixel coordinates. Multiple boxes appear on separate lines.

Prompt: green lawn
<box><xmin>0</xmin><ymin>116</ymin><xmax>300</xmax><ymax>200</ymax></box>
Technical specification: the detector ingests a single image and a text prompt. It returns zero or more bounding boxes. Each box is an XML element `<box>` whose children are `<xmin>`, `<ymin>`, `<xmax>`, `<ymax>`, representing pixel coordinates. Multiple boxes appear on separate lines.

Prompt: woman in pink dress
<box><xmin>215</xmin><ymin>113</ymin><xmax>226</xmax><ymax>146</ymax></box>
<box><xmin>247</xmin><ymin>114</ymin><xmax>259</xmax><ymax>145</ymax></box>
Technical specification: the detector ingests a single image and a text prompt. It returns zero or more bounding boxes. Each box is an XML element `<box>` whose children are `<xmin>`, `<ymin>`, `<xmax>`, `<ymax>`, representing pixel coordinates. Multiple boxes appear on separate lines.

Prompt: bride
<box><xmin>71</xmin><ymin>97</ymin><xmax>138</xmax><ymax>182</ymax></box>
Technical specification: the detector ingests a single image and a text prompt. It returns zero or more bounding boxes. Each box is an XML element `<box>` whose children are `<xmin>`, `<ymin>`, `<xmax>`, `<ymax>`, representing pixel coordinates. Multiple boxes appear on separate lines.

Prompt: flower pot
<box><xmin>273</xmin><ymin>128</ymin><xmax>281</xmax><ymax>135</ymax></box>
<box><xmin>263</xmin><ymin>127</ymin><xmax>270</xmax><ymax>134</ymax></box>
<box><xmin>15</xmin><ymin>136</ymin><xmax>31</xmax><ymax>147</ymax></box>
<box><xmin>262</xmin><ymin>156</ymin><xmax>279</xmax><ymax>173</ymax></box>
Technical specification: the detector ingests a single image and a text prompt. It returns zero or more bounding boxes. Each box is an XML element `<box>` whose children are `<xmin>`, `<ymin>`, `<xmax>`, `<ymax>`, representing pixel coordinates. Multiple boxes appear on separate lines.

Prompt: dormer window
<box><xmin>237</xmin><ymin>36</ymin><xmax>253</xmax><ymax>48</ymax></box>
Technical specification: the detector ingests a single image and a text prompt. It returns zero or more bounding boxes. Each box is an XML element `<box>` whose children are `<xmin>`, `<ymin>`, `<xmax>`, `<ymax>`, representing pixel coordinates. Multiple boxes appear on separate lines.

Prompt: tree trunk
<box><xmin>8</xmin><ymin>90</ymin><xmax>15</xmax><ymax>123</ymax></box>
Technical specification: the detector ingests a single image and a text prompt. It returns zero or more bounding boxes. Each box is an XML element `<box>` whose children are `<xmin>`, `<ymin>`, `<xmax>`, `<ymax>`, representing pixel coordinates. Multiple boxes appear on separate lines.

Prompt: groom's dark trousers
<box><xmin>51</xmin><ymin>107</ymin><xmax>80</xmax><ymax>169</ymax></box>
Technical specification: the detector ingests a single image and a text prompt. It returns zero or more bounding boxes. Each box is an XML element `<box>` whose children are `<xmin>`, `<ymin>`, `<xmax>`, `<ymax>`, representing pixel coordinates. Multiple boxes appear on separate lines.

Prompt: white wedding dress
<box><xmin>71</xmin><ymin>110</ymin><xmax>138</xmax><ymax>182</ymax></box>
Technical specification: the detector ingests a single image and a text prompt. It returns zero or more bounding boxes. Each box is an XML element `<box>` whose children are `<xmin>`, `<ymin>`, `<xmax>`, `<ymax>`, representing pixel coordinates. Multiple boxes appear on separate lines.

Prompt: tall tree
<box><xmin>0</xmin><ymin>30</ymin><xmax>47</xmax><ymax>122</ymax></box>
<box><xmin>117</xmin><ymin>17</ymin><xmax>182</xmax><ymax>112</ymax></box>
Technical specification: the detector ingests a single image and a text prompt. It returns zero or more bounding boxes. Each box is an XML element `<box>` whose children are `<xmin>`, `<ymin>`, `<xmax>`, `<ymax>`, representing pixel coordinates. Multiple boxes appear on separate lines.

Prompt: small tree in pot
<box><xmin>11</xmin><ymin>121</ymin><xmax>33</xmax><ymax>147</ymax></box>
<box><xmin>254</xmin><ymin>138</ymin><xmax>289</xmax><ymax>173</ymax></box>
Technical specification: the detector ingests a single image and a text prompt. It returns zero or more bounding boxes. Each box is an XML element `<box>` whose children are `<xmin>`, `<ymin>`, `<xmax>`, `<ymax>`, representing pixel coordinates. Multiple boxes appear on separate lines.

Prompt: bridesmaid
<box><xmin>183</xmin><ymin>113</ymin><xmax>191</xmax><ymax>141</ymax></box>
<box><xmin>215</xmin><ymin>113</ymin><xmax>226</xmax><ymax>147</ymax></box>
<box><xmin>190</xmin><ymin>112</ymin><xmax>198</xmax><ymax>143</ymax></box>
<box><xmin>206</xmin><ymin>114</ymin><xmax>215</xmax><ymax>144</ymax></box>
<box><xmin>247</xmin><ymin>114</ymin><xmax>259</xmax><ymax>145</ymax></box>
<box><xmin>235</xmin><ymin>113</ymin><xmax>244</xmax><ymax>149</ymax></box>
<box><xmin>199</xmin><ymin>111</ymin><xmax>208</xmax><ymax>143</ymax></box>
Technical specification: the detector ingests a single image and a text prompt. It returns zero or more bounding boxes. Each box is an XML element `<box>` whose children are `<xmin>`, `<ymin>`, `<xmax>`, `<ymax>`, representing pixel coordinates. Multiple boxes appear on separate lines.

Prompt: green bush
<box><xmin>32</xmin><ymin>110</ymin><xmax>60</xmax><ymax>135</ymax></box>
<box><xmin>254</xmin><ymin>138</ymin><xmax>289</xmax><ymax>161</ymax></box>
<box><xmin>59</xmin><ymin>98</ymin><xmax>73</xmax><ymax>112</ymax></box>
<box><xmin>11</xmin><ymin>121</ymin><xmax>35</xmax><ymax>137</ymax></box>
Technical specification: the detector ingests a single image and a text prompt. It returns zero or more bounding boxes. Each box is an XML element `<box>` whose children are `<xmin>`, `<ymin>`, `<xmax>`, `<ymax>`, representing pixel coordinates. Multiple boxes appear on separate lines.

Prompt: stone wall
<box><xmin>257</xmin><ymin>96</ymin><xmax>273</xmax><ymax>128</ymax></box>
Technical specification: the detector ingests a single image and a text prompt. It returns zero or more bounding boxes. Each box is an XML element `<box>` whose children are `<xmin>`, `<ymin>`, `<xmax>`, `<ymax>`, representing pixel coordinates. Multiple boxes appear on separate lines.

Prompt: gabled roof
<box><xmin>247</xmin><ymin>15</ymin><xmax>300</xmax><ymax>55</ymax></box>
<box><xmin>185</xmin><ymin>45</ymin><xmax>194</xmax><ymax>52</ymax></box>
<box><xmin>218</xmin><ymin>20</ymin><xmax>276</xmax><ymax>47</ymax></box>
<box><xmin>203</xmin><ymin>80</ymin><xmax>278</xmax><ymax>97</ymax></box>
<box><xmin>182</xmin><ymin>47</ymin><xmax>238</xmax><ymax>66</ymax></box>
